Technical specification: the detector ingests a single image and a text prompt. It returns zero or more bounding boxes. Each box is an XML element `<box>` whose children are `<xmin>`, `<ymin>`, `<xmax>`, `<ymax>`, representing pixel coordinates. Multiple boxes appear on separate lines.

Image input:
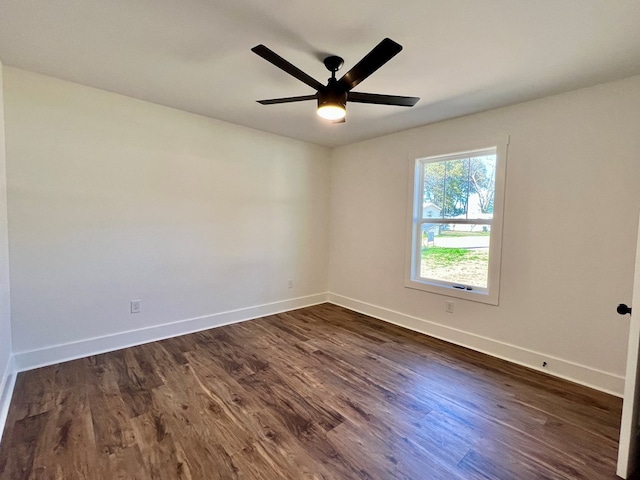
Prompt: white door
<box><xmin>617</xmin><ymin>213</ymin><xmax>640</xmax><ymax>478</ymax></box>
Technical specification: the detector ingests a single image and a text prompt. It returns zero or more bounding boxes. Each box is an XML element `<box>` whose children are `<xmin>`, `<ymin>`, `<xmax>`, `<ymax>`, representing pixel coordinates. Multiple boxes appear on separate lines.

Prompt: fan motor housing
<box><xmin>318</xmin><ymin>80</ymin><xmax>347</xmax><ymax>109</ymax></box>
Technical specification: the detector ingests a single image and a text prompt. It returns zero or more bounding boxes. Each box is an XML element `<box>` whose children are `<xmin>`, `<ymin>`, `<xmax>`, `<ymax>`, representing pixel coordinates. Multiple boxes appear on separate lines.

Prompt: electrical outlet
<box><xmin>288</xmin><ymin>280</ymin><xmax>293</xmax><ymax>289</ymax></box>
<box><xmin>445</xmin><ymin>301</ymin><xmax>454</xmax><ymax>314</ymax></box>
<box><xmin>130</xmin><ymin>300</ymin><xmax>141</xmax><ymax>314</ymax></box>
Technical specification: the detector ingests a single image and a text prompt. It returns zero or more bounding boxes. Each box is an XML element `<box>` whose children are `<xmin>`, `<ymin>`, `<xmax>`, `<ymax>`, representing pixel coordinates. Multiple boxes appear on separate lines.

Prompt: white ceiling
<box><xmin>0</xmin><ymin>1</ymin><xmax>639</xmax><ymax>148</ymax></box>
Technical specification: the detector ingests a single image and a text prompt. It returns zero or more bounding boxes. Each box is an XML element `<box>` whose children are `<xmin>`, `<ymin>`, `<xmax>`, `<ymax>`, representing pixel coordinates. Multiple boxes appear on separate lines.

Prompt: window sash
<box><xmin>417</xmin><ymin>149</ymin><xmax>497</xmax><ymax>222</ymax></box>
<box><xmin>416</xmin><ymin>218</ymin><xmax>493</xmax><ymax>226</ymax></box>
<box><xmin>413</xmin><ymin>225</ymin><xmax>492</xmax><ymax>292</ymax></box>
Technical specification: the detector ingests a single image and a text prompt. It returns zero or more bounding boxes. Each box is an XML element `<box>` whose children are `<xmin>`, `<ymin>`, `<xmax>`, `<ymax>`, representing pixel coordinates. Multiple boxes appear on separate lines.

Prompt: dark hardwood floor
<box><xmin>0</xmin><ymin>303</ymin><xmax>623</xmax><ymax>479</ymax></box>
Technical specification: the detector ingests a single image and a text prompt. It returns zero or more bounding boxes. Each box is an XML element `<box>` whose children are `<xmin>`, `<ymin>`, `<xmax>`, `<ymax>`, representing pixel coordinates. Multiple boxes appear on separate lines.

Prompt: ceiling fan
<box><xmin>251</xmin><ymin>38</ymin><xmax>419</xmax><ymax>123</ymax></box>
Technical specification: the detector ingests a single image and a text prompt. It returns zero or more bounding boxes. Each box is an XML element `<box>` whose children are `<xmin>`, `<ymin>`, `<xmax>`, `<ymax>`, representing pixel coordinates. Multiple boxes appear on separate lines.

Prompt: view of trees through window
<box><xmin>419</xmin><ymin>152</ymin><xmax>496</xmax><ymax>289</ymax></box>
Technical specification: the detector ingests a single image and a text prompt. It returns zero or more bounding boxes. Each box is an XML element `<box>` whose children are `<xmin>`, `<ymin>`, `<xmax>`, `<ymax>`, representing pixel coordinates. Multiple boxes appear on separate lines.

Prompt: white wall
<box><xmin>0</xmin><ymin>61</ymin><xmax>13</xmax><ymax>402</ymax></box>
<box><xmin>4</xmin><ymin>67</ymin><xmax>330</xmax><ymax>365</ymax></box>
<box><xmin>4</xmin><ymin>66</ymin><xmax>640</xmax><ymax>396</ymax></box>
<box><xmin>329</xmin><ymin>76</ymin><xmax>640</xmax><ymax>394</ymax></box>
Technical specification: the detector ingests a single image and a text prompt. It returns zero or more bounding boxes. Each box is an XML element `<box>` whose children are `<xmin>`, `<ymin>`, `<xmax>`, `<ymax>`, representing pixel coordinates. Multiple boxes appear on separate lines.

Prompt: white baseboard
<box><xmin>0</xmin><ymin>354</ymin><xmax>16</xmax><ymax>446</ymax></box>
<box><xmin>13</xmin><ymin>293</ymin><xmax>329</xmax><ymax>373</ymax></box>
<box><xmin>9</xmin><ymin>290</ymin><xmax>624</xmax><ymax>398</ymax></box>
<box><xmin>328</xmin><ymin>293</ymin><xmax>625</xmax><ymax>397</ymax></box>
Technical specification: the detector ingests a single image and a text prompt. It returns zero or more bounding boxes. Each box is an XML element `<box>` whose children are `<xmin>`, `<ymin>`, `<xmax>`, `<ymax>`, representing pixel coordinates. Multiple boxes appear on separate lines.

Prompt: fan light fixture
<box><xmin>316</xmin><ymin>80</ymin><xmax>347</xmax><ymax>121</ymax></box>
<box><xmin>317</xmin><ymin>103</ymin><xmax>346</xmax><ymax>120</ymax></box>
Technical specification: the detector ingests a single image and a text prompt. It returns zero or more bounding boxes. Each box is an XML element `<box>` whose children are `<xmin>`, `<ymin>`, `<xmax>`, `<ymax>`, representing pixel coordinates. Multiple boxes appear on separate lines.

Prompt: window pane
<box><xmin>422</xmin><ymin>153</ymin><xmax>497</xmax><ymax>220</ymax></box>
<box><xmin>420</xmin><ymin>223</ymin><xmax>491</xmax><ymax>288</ymax></box>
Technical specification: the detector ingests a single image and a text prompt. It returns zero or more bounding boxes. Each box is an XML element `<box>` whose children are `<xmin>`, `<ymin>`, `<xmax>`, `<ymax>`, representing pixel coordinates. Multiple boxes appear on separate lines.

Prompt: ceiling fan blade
<box><xmin>252</xmin><ymin>45</ymin><xmax>324</xmax><ymax>91</ymax></box>
<box><xmin>348</xmin><ymin>92</ymin><xmax>419</xmax><ymax>107</ymax></box>
<box><xmin>338</xmin><ymin>38</ymin><xmax>403</xmax><ymax>91</ymax></box>
<box><xmin>257</xmin><ymin>94</ymin><xmax>317</xmax><ymax>105</ymax></box>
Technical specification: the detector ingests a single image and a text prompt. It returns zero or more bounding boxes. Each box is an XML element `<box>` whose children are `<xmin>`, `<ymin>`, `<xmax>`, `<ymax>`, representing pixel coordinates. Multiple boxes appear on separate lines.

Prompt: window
<box><xmin>405</xmin><ymin>138</ymin><xmax>508</xmax><ymax>305</ymax></box>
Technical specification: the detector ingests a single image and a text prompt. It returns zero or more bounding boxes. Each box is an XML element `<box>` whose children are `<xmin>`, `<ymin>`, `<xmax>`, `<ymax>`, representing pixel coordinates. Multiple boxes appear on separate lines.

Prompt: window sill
<box><xmin>404</xmin><ymin>278</ymin><xmax>499</xmax><ymax>305</ymax></box>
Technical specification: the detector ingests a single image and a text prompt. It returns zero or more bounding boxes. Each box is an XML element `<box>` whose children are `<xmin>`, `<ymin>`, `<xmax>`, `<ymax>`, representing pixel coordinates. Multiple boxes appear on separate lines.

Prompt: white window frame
<box><xmin>404</xmin><ymin>136</ymin><xmax>509</xmax><ymax>305</ymax></box>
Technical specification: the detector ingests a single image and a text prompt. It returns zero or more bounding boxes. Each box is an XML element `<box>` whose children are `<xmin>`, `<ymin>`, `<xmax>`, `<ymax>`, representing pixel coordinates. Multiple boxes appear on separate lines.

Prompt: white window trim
<box><xmin>404</xmin><ymin>135</ymin><xmax>509</xmax><ymax>305</ymax></box>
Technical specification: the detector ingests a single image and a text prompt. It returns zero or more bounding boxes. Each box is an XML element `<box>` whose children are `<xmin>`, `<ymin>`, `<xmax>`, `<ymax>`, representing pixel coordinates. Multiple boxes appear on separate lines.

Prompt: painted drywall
<box><xmin>0</xmin><ymin>60</ymin><xmax>13</xmax><ymax>398</ymax></box>
<box><xmin>4</xmin><ymin>67</ymin><xmax>330</xmax><ymax>357</ymax></box>
<box><xmin>4</xmin><ymin>64</ymin><xmax>640</xmax><ymax>396</ymax></box>
<box><xmin>329</xmin><ymin>75</ymin><xmax>640</xmax><ymax>394</ymax></box>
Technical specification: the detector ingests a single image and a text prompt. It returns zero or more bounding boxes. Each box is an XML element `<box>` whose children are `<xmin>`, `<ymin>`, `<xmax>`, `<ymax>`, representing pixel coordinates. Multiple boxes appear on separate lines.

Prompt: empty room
<box><xmin>1</xmin><ymin>1</ymin><xmax>640</xmax><ymax>479</ymax></box>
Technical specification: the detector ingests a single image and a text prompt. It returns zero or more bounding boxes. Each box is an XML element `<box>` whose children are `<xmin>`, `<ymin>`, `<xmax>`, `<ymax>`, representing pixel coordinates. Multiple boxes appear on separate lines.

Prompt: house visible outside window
<box><xmin>405</xmin><ymin>137</ymin><xmax>508</xmax><ymax>305</ymax></box>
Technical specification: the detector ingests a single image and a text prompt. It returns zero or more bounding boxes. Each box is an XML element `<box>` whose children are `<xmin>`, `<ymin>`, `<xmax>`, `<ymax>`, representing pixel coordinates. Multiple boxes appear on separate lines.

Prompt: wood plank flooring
<box><xmin>0</xmin><ymin>303</ymin><xmax>623</xmax><ymax>479</ymax></box>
